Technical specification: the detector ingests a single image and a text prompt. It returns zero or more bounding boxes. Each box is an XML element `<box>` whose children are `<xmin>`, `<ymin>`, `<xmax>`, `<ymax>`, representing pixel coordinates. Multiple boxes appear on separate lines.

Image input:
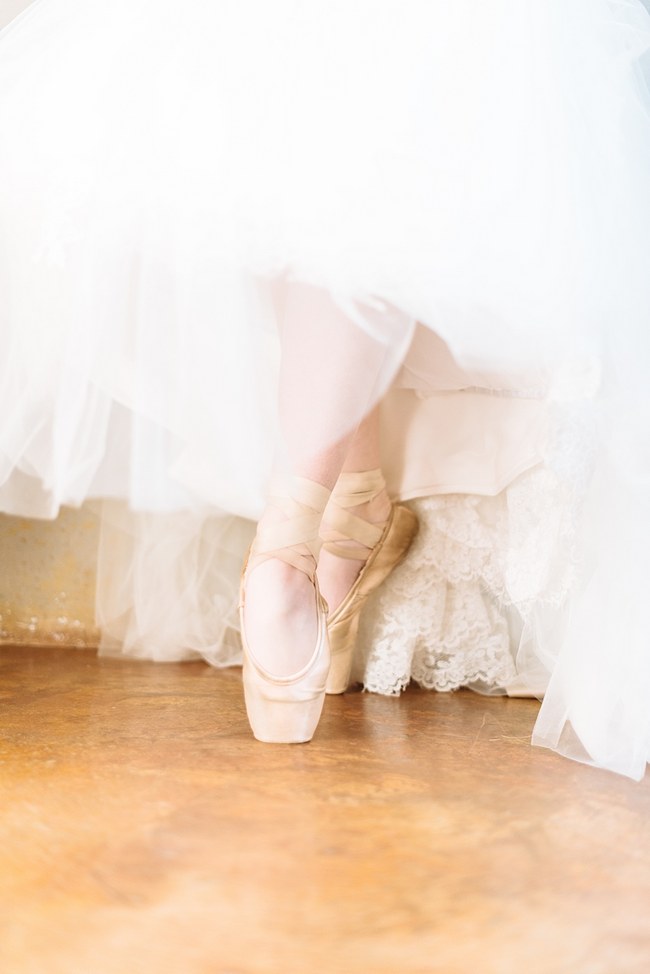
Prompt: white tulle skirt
<box><xmin>2</xmin><ymin>0</ymin><xmax>650</xmax><ymax>778</ymax></box>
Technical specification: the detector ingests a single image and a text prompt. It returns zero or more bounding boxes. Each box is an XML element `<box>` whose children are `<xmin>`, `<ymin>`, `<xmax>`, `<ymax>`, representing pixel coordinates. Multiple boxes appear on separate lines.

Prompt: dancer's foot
<box><xmin>239</xmin><ymin>477</ymin><xmax>332</xmax><ymax>743</ymax></box>
<box><xmin>242</xmin><ymin>556</ymin><xmax>319</xmax><ymax>677</ymax></box>
<box><xmin>318</xmin><ymin>469</ymin><xmax>418</xmax><ymax>694</ymax></box>
<box><xmin>317</xmin><ymin>473</ymin><xmax>392</xmax><ymax>613</ymax></box>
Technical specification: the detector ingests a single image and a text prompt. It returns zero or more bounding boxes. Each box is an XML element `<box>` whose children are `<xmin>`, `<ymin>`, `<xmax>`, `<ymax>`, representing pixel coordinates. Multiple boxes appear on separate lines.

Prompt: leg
<box><xmin>317</xmin><ymin>407</ymin><xmax>391</xmax><ymax>614</ymax></box>
<box><xmin>242</xmin><ymin>282</ymin><xmax>395</xmax><ymax>678</ymax></box>
<box><xmin>316</xmin><ymin>407</ymin><xmax>419</xmax><ymax>695</ymax></box>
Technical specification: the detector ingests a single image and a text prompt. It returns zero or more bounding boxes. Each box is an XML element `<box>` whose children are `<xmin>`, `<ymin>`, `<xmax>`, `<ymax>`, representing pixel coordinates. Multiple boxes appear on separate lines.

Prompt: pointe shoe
<box><xmin>239</xmin><ymin>477</ymin><xmax>332</xmax><ymax>744</ymax></box>
<box><xmin>321</xmin><ymin>469</ymin><xmax>419</xmax><ymax>695</ymax></box>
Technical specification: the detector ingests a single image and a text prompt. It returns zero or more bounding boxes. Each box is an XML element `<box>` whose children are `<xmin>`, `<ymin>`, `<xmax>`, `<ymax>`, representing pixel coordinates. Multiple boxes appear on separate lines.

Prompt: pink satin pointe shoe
<box><xmin>320</xmin><ymin>469</ymin><xmax>419</xmax><ymax>695</ymax></box>
<box><xmin>239</xmin><ymin>477</ymin><xmax>332</xmax><ymax>744</ymax></box>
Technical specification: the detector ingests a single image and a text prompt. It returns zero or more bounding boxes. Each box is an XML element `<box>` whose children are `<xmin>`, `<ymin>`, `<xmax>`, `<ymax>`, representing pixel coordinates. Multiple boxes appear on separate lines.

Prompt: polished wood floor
<box><xmin>1</xmin><ymin>645</ymin><xmax>649</xmax><ymax>974</ymax></box>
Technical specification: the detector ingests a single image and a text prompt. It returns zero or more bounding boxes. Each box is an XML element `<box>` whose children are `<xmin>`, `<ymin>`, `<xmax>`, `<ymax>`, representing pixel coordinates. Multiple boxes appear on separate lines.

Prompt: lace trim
<box><xmin>353</xmin><ymin>463</ymin><xmax>578</xmax><ymax>696</ymax></box>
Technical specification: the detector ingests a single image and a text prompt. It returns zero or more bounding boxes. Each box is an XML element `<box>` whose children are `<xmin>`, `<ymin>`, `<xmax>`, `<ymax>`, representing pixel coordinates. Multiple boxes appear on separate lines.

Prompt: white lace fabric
<box><xmin>354</xmin><ymin>463</ymin><xmax>576</xmax><ymax>698</ymax></box>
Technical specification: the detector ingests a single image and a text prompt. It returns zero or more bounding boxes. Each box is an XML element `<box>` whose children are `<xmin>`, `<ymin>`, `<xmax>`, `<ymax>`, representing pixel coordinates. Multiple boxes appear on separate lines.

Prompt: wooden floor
<box><xmin>1</xmin><ymin>646</ymin><xmax>649</xmax><ymax>974</ymax></box>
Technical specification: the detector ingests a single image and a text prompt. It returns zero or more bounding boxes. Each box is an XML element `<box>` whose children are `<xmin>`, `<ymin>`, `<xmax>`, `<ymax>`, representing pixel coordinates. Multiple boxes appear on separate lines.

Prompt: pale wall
<box><xmin>0</xmin><ymin>0</ymin><xmax>99</xmax><ymax>647</ymax></box>
<box><xmin>0</xmin><ymin>508</ymin><xmax>99</xmax><ymax>646</ymax></box>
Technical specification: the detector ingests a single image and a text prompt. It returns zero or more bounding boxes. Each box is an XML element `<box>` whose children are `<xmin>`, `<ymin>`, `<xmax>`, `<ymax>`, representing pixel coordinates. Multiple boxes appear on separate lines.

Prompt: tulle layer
<box><xmin>1</xmin><ymin>0</ymin><xmax>650</xmax><ymax>777</ymax></box>
<box><xmin>1</xmin><ymin>0</ymin><xmax>649</xmax><ymax>512</ymax></box>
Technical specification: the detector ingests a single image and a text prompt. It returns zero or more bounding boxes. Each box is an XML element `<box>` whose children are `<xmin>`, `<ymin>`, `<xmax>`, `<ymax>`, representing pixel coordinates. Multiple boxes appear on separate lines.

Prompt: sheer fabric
<box><xmin>1</xmin><ymin>0</ymin><xmax>650</xmax><ymax>776</ymax></box>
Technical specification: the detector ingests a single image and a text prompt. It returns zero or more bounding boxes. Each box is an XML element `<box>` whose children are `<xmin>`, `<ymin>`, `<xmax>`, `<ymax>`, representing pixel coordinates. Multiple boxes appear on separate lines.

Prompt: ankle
<box><xmin>321</xmin><ymin>472</ymin><xmax>391</xmax><ymax>563</ymax></box>
<box><xmin>249</xmin><ymin>476</ymin><xmax>331</xmax><ymax>581</ymax></box>
<box><xmin>349</xmin><ymin>485</ymin><xmax>391</xmax><ymax>527</ymax></box>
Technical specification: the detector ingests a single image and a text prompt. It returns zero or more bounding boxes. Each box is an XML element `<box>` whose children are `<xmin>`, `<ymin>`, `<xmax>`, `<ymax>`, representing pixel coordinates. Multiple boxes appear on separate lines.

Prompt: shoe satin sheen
<box><xmin>238</xmin><ymin>476</ymin><xmax>332</xmax><ymax>744</ymax></box>
<box><xmin>239</xmin><ymin>578</ymin><xmax>331</xmax><ymax>744</ymax></box>
<box><xmin>326</xmin><ymin>503</ymin><xmax>419</xmax><ymax>695</ymax></box>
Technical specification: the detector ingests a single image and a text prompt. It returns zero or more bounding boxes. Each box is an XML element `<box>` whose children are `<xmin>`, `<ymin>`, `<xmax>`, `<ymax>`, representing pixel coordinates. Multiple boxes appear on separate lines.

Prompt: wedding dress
<box><xmin>1</xmin><ymin>0</ymin><xmax>650</xmax><ymax>777</ymax></box>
